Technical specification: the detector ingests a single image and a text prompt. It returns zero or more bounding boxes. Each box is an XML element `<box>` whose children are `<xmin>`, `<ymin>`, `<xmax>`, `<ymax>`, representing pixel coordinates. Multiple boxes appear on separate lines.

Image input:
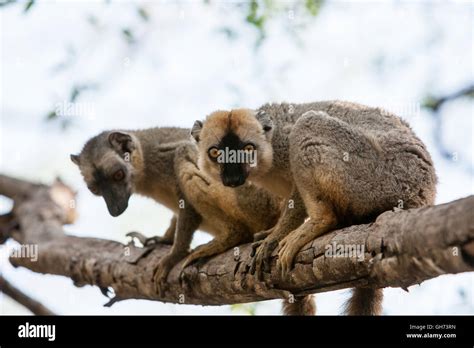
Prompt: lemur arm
<box><xmin>153</xmin><ymin>201</ymin><xmax>202</xmax><ymax>296</ymax></box>
<box><xmin>250</xmin><ymin>188</ymin><xmax>307</xmax><ymax>279</ymax></box>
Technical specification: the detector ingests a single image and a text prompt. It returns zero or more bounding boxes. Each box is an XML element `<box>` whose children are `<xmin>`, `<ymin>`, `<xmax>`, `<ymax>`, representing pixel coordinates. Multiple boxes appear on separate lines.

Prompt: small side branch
<box><xmin>0</xmin><ymin>275</ymin><xmax>56</xmax><ymax>315</ymax></box>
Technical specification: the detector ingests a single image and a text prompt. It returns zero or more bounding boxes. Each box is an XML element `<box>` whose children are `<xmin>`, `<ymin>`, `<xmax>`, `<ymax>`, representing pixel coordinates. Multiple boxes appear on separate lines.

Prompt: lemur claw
<box><xmin>249</xmin><ymin>238</ymin><xmax>278</xmax><ymax>282</ymax></box>
<box><xmin>253</xmin><ymin>229</ymin><xmax>272</xmax><ymax>242</ymax></box>
<box><xmin>153</xmin><ymin>257</ymin><xmax>175</xmax><ymax>297</ymax></box>
<box><xmin>126</xmin><ymin>231</ymin><xmax>172</xmax><ymax>247</ymax></box>
<box><xmin>99</xmin><ymin>286</ymin><xmax>111</xmax><ymax>298</ymax></box>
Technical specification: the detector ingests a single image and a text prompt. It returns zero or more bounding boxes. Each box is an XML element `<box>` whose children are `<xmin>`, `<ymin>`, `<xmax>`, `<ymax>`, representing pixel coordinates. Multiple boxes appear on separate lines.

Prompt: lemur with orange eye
<box><xmin>191</xmin><ymin>101</ymin><xmax>437</xmax><ymax>315</ymax></box>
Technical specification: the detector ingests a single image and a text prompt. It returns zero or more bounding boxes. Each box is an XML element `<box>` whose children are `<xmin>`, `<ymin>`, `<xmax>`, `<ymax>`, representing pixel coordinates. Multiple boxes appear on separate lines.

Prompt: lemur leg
<box><xmin>250</xmin><ymin>189</ymin><xmax>307</xmax><ymax>280</ymax></box>
<box><xmin>127</xmin><ymin>216</ymin><xmax>177</xmax><ymax>246</ymax></box>
<box><xmin>181</xmin><ymin>228</ymin><xmax>252</xmax><ymax>270</ymax></box>
<box><xmin>154</xmin><ymin>205</ymin><xmax>201</xmax><ymax>296</ymax></box>
<box><xmin>277</xmin><ymin>111</ymin><xmax>366</xmax><ymax>277</ymax></box>
<box><xmin>278</xmin><ymin>199</ymin><xmax>337</xmax><ymax>277</ymax></box>
<box><xmin>285</xmin><ymin>111</ymin><xmax>385</xmax><ymax>314</ymax></box>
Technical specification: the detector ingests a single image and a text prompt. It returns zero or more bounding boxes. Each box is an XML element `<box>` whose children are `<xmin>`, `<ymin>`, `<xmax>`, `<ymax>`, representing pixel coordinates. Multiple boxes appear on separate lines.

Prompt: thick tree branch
<box><xmin>0</xmin><ymin>275</ymin><xmax>56</xmax><ymax>315</ymax></box>
<box><xmin>1</xmin><ymin>174</ymin><xmax>473</xmax><ymax>306</ymax></box>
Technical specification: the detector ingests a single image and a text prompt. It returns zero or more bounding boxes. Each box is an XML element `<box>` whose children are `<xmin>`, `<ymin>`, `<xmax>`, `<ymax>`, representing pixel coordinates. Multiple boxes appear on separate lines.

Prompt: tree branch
<box><xmin>0</xmin><ymin>275</ymin><xmax>56</xmax><ymax>315</ymax></box>
<box><xmin>1</xmin><ymin>174</ymin><xmax>473</xmax><ymax>306</ymax></box>
<box><xmin>423</xmin><ymin>84</ymin><xmax>474</xmax><ymax>112</ymax></box>
<box><xmin>423</xmin><ymin>84</ymin><xmax>474</xmax><ymax>174</ymax></box>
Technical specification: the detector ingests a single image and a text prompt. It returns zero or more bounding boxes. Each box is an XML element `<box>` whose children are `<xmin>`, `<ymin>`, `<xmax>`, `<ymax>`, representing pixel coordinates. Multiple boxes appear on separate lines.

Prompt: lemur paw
<box><xmin>153</xmin><ymin>255</ymin><xmax>178</xmax><ymax>297</ymax></box>
<box><xmin>277</xmin><ymin>238</ymin><xmax>297</xmax><ymax>278</ymax></box>
<box><xmin>127</xmin><ymin>231</ymin><xmax>173</xmax><ymax>247</ymax></box>
<box><xmin>277</xmin><ymin>233</ymin><xmax>308</xmax><ymax>278</ymax></box>
<box><xmin>249</xmin><ymin>237</ymin><xmax>278</xmax><ymax>281</ymax></box>
<box><xmin>177</xmin><ymin>253</ymin><xmax>204</xmax><ymax>283</ymax></box>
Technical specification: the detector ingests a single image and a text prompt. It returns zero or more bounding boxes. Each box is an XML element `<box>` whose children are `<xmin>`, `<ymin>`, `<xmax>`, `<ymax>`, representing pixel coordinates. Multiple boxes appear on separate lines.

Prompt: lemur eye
<box><xmin>208</xmin><ymin>147</ymin><xmax>221</xmax><ymax>159</ymax></box>
<box><xmin>89</xmin><ymin>186</ymin><xmax>99</xmax><ymax>195</ymax></box>
<box><xmin>114</xmin><ymin>169</ymin><xmax>125</xmax><ymax>181</ymax></box>
<box><xmin>243</xmin><ymin>143</ymin><xmax>256</xmax><ymax>152</ymax></box>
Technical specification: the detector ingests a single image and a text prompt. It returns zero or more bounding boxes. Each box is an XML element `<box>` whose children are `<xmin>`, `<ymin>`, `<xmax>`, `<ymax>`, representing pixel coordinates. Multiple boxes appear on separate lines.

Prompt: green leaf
<box><xmin>24</xmin><ymin>0</ymin><xmax>34</xmax><ymax>13</ymax></box>
<box><xmin>46</xmin><ymin>110</ymin><xmax>58</xmax><ymax>121</ymax></box>
<box><xmin>422</xmin><ymin>96</ymin><xmax>439</xmax><ymax>111</ymax></box>
<box><xmin>122</xmin><ymin>28</ymin><xmax>136</xmax><ymax>44</ymax></box>
<box><xmin>137</xmin><ymin>7</ymin><xmax>149</xmax><ymax>22</ymax></box>
<box><xmin>305</xmin><ymin>0</ymin><xmax>323</xmax><ymax>16</ymax></box>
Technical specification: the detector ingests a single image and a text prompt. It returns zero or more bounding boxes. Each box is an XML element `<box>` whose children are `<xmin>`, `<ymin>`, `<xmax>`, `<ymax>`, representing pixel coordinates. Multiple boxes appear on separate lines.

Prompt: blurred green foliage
<box><xmin>23</xmin><ymin>0</ymin><xmax>33</xmax><ymax>12</ymax></box>
<box><xmin>137</xmin><ymin>6</ymin><xmax>149</xmax><ymax>22</ymax></box>
<box><xmin>121</xmin><ymin>28</ymin><xmax>136</xmax><ymax>45</ymax></box>
<box><xmin>244</xmin><ymin>0</ymin><xmax>323</xmax><ymax>46</ymax></box>
<box><xmin>230</xmin><ymin>303</ymin><xmax>258</xmax><ymax>315</ymax></box>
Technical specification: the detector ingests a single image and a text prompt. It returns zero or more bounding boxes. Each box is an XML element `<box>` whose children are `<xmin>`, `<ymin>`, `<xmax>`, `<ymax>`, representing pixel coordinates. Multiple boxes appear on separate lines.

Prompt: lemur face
<box><xmin>192</xmin><ymin>109</ymin><xmax>274</xmax><ymax>187</ymax></box>
<box><xmin>71</xmin><ymin>132</ymin><xmax>135</xmax><ymax>217</ymax></box>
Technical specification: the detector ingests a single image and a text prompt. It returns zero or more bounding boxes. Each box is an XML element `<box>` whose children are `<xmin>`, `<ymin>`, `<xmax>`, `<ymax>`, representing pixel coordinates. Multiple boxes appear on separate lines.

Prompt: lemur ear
<box><xmin>108</xmin><ymin>132</ymin><xmax>135</xmax><ymax>154</ymax></box>
<box><xmin>70</xmin><ymin>154</ymin><xmax>80</xmax><ymax>166</ymax></box>
<box><xmin>191</xmin><ymin>120</ymin><xmax>203</xmax><ymax>142</ymax></box>
<box><xmin>255</xmin><ymin>110</ymin><xmax>273</xmax><ymax>132</ymax></box>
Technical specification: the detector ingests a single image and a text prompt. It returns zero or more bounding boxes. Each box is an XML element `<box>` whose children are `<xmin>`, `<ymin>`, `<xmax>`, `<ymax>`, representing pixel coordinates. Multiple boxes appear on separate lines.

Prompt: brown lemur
<box><xmin>191</xmin><ymin>101</ymin><xmax>437</xmax><ymax>315</ymax></box>
<box><xmin>71</xmin><ymin>127</ymin><xmax>315</xmax><ymax>315</ymax></box>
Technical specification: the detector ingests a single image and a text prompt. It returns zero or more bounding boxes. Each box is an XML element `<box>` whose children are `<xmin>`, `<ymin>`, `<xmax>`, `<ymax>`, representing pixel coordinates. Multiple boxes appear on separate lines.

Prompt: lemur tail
<box><xmin>282</xmin><ymin>295</ymin><xmax>316</xmax><ymax>315</ymax></box>
<box><xmin>343</xmin><ymin>288</ymin><xmax>383</xmax><ymax>315</ymax></box>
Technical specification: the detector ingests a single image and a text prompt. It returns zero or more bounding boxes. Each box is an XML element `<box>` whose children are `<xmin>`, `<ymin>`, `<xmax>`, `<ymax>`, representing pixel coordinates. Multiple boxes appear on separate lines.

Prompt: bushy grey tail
<box><xmin>343</xmin><ymin>288</ymin><xmax>383</xmax><ymax>315</ymax></box>
<box><xmin>282</xmin><ymin>295</ymin><xmax>316</xmax><ymax>316</ymax></box>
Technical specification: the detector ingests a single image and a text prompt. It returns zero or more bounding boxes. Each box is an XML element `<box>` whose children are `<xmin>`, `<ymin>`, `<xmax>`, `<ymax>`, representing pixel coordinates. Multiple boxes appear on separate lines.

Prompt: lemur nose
<box><xmin>223</xmin><ymin>176</ymin><xmax>245</xmax><ymax>187</ymax></box>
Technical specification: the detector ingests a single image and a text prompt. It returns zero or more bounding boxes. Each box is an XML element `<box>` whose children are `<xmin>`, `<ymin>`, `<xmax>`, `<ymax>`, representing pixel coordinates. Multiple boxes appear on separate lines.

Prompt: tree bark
<box><xmin>1</xmin><ymin>174</ymin><xmax>473</xmax><ymax>306</ymax></box>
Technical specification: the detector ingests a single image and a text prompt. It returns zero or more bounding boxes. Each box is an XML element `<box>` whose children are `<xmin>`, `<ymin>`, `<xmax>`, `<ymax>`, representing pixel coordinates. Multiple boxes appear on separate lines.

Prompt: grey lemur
<box><xmin>191</xmin><ymin>101</ymin><xmax>437</xmax><ymax>315</ymax></box>
<box><xmin>71</xmin><ymin>127</ymin><xmax>315</xmax><ymax>315</ymax></box>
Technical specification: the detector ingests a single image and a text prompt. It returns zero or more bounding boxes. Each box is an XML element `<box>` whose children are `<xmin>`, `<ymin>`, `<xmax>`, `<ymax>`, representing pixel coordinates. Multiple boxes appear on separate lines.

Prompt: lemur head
<box><xmin>70</xmin><ymin>131</ymin><xmax>143</xmax><ymax>217</ymax></box>
<box><xmin>192</xmin><ymin>108</ymin><xmax>274</xmax><ymax>187</ymax></box>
